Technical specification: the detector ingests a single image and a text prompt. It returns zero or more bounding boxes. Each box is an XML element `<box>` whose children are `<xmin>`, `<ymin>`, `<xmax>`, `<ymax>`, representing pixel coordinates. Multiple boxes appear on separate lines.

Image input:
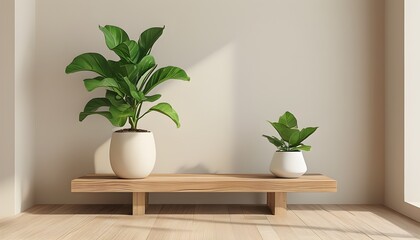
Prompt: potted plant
<box><xmin>263</xmin><ymin>111</ymin><xmax>318</xmax><ymax>178</ymax></box>
<box><xmin>65</xmin><ymin>25</ymin><xmax>190</xmax><ymax>178</ymax></box>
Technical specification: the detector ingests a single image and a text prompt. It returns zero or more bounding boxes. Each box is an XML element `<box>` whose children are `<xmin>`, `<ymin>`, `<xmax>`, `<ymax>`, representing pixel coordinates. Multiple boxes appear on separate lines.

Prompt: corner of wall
<box><xmin>0</xmin><ymin>0</ymin><xmax>16</xmax><ymax>218</ymax></box>
<box><xmin>384</xmin><ymin>0</ymin><xmax>420</xmax><ymax>222</ymax></box>
<box><xmin>14</xmin><ymin>0</ymin><xmax>37</xmax><ymax>213</ymax></box>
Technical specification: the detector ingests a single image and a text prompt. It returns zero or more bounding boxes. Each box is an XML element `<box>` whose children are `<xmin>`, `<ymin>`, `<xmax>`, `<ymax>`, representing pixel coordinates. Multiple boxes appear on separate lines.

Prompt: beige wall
<box><xmin>0</xmin><ymin>0</ymin><xmax>16</xmax><ymax>217</ymax></box>
<box><xmin>404</xmin><ymin>0</ymin><xmax>420</xmax><ymax>208</ymax></box>
<box><xmin>15</xmin><ymin>0</ymin><xmax>37</xmax><ymax>213</ymax></box>
<box><xmin>34</xmin><ymin>0</ymin><xmax>385</xmax><ymax>204</ymax></box>
<box><xmin>0</xmin><ymin>0</ymin><xmax>37</xmax><ymax>217</ymax></box>
<box><xmin>384</xmin><ymin>0</ymin><xmax>420</xmax><ymax>222</ymax></box>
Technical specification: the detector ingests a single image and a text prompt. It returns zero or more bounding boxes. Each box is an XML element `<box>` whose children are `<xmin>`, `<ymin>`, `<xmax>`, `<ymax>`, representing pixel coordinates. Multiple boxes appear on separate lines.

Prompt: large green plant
<box><xmin>263</xmin><ymin>111</ymin><xmax>318</xmax><ymax>152</ymax></box>
<box><xmin>65</xmin><ymin>25</ymin><xmax>190</xmax><ymax>130</ymax></box>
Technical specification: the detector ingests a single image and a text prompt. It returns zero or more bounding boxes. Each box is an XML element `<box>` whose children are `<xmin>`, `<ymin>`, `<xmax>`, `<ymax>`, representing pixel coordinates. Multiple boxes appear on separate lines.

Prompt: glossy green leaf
<box><xmin>99</xmin><ymin>25</ymin><xmax>129</xmax><ymax>50</ymax></box>
<box><xmin>113</xmin><ymin>40</ymin><xmax>140</xmax><ymax>63</ymax></box>
<box><xmin>295</xmin><ymin>144</ymin><xmax>311</xmax><ymax>151</ymax></box>
<box><xmin>122</xmin><ymin>55</ymin><xmax>156</xmax><ymax>84</ymax></box>
<box><xmin>83</xmin><ymin>98</ymin><xmax>111</xmax><ymax>112</ymax></box>
<box><xmin>106</xmin><ymin>91</ymin><xmax>126</xmax><ymax>109</ymax></box>
<box><xmin>79</xmin><ymin>111</ymin><xmax>111</xmax><ymax>122</ymax></box>
<box><xmin>279</xmin><ymin>111</ymin><xmax>298</xmax><ymax>128</ymax></box>
<box><xmin>65</xmin><ymin>53</ymin><xmax>112</xmax><ymax>77</ymax></box>
<box><xmin>110</xmin><ymin>105</ymin><xmax>134</xmax><ymax>118</ymax></box>
<box><xmin>144</xmin><ymin>94</ymin><xmax>161</xmax><ymax>102</ymax></box>
<box><xmin>270</xmin><ymin>122</ymin><xmax>299</xmax><ymax>143</ymax></box>
<box><xmin>79</xmin><ymin>111</ymin><xmax>125</xmax><ymax>127</ymax></box>
<box><xmin>138</xmin><ymin>26</ymin><xmax>164</xmax><ymax>59</ymax></box>
<box><xmin>288</xmin><ymin>131</ymin><xmax>301</xmax><ymax>147</ymax></box>
<box><xmin>122</xmin><ymin>77</ymin><xmax>145</xmax><ymax>102</ymax></box>
<box><xmin>83</xmin><ymin>77</ymin><xmax>119</xmax><ymax>92</ymax></box>
<box><xmin>145</xmin><ymin>102</ymin><xmax>180</xmax><ymax>127</ymax></box>
<box><xmin>80</xmin><ymin>97</ymin><xmax>129</xmax><ymax>126</ymax></box>
<box><xmin>107</xmin><ymin>60</ymin><xmax>126</xmax><ymax>80</ymax></box>
<box><xmin>105</xmin><ymin>91</ymin><xmax>131</xmax><ymax>112</ymax></box>
<box><xmin>135</xmin><ymin>55</ymin><xmax>156</xmax><ymax>85</ymax></box>
<box><xmin>262</xmin><ymin>135</ymin><xmax>285</xmax><ymax>148</ymax></box>
<box><xmin>143</xmin><ymin>66</ymin><xmax>190</xmax><ymax>94</ymax></box>
<box><xmin>299</xmin><ymin>127</ymin><xmax>318</xmax><ymax>143</ymax></box>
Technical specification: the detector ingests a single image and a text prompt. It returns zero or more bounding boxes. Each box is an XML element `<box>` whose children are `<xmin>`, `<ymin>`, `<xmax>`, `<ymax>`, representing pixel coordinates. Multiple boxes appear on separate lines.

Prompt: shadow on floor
<box><xmin>25</xmin><ymin>204</ymin><xmax>272</xmax><ymax>215</ymax></box>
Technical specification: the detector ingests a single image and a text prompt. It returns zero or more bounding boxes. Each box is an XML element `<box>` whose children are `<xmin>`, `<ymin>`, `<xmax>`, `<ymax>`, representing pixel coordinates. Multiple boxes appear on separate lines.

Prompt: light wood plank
<box><xmin>339</xmin><ymin>205</ymin><xmax>419</xmax><ymax>240</ymax></box>
<box><xmin>190</xmin><ymin>204</ymin><xmax>236</xmax><ymax>240</ymax></box>
<box><xmin>308</xmin><ymin>205</ymin><xmax>373</xmax><ymax>240</ymax></box>
<box><xmin>358</xmin><ymin>205</ymin><xmax>420</xmax><ymax>238</ymax></box>
<box><xmin>97</xmin><ymin>204</ymin><xmax>160</xmax><ymax>240</ymax></box>
<box><xmin>290</xmin><ymin>205</ymin><xmax>355</xmax><ymax>240</ymax></box>
<box><xmin>0</xmin><ymin>204</ymin><xmax>418</xmax><ymax>240</ymax></box>
<box><xmin>267</xmin><ymin>208</ymin><xmax>322</xmax><ymax>240</ymax></box>
<box><xmin>146</xmin><ymin>204</ymin><xmax>196</xmax><ymax>240</ymax></box>
<box><xmin>228</xmin><ymin>205</ymin><xmax>263</xmax><ymax>240</ymax></box>
<box><xmin>241</xmin><ymin>205</ymin><xmax>280</xmax><ymax>240</ymax></box>
<box><xmin>267</xmin><ymin>192</ymin><xmax>287</xmax><ymax>216</ymax></box>
<box><xmin>72</xmin><ymin>174</ymin><xmax>337</xmax><ymax>193</ymax></box>
<box><xmin>320</xmin><ymin>205</ymin><xmax>391</xmax><ymax>240</ymax></box>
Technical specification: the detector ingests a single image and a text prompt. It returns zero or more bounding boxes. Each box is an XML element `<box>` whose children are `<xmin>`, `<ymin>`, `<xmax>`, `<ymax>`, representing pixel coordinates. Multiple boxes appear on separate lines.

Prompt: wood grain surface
<box><xmin>71</xmin><ymin>173</ymin><xmax>337</xmax><ymax>193</ymax></box>
<box><xmin>1</xmin><ymin>204</ymin><xmax>418</xmax><ymax>240</ymax></box>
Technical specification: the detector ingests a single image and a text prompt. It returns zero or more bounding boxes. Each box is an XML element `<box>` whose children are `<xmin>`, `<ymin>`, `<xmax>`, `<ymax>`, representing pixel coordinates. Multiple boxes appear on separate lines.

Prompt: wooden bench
<box><xmin>71</xmin><ymin>173</ymin><xmax>337</xmax><ymax>215</ymax></box>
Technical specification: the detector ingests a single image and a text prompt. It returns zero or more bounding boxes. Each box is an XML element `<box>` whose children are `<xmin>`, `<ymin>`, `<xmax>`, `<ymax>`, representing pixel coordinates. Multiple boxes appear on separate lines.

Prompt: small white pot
<box><xmin>109</xmin><ymin>131</ymin><xmax>156</xmax><ymax>179</ymax></box>
<box><xmin>270</xmin><ymin>151</ymin><xmax>307</xmax><ymax>178</ymax></box>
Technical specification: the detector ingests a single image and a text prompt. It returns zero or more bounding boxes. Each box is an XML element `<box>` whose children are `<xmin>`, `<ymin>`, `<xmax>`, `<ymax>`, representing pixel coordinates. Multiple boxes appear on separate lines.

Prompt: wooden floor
<box><xmin>0</xmin><ymin>204</ymin><xmax>419</xmax><ymax>240</ymax></box>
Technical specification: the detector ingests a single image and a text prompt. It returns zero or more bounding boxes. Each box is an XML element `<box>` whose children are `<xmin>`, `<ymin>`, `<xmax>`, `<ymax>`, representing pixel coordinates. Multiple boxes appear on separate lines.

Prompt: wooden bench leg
<box><xmin>267</xmin><ymin>192</ymin><xmax>287</xmax><ymax>215</ymax></box>
<box><xmin>133</xmin><ymin>192</ymin><xmax>148</xmax><ymax>215</ymax></box>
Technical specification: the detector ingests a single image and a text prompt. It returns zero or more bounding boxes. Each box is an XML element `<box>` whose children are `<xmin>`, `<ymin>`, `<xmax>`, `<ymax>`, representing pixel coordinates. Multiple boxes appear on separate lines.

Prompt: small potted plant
<box><xmin>263</xmin><ymin>111</ymin><xmax>318</xmax><ymax>178</ymax></box>
<box><xmin>65</xmin><ymin>25</ymin><xmax>190</xmax><ymax>178</ymax></box>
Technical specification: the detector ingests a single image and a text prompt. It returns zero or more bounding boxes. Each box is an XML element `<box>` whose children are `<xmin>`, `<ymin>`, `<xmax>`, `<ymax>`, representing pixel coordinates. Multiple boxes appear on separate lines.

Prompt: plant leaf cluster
<box><xmin>263</xmin><ymin>111</ymin><xmax>318</xmax><ymax>152</ymax></box>
<box><xmin>65</xmin><ymin>25</ymin><xmax>190</xmax><ymax>130</ymax></box>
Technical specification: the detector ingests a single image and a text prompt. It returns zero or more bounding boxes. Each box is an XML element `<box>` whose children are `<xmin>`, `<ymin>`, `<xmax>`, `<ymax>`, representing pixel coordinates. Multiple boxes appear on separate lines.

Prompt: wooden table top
<box><xmin>71</xmin><ymin>173</ymin><xmax>337</xmax><ymax>193</ymax></box>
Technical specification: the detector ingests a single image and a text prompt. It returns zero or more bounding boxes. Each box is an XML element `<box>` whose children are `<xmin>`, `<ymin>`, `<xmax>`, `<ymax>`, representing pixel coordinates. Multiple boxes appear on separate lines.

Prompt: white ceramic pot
<box><xmin>270</xmin><ymin>151</ymin><xmax>307</xmax><ymax>178</ymax></box>
<box><xmin>109</xmin><ymin>131</ymin><xmax>156</xmax><ymax>179</ymax></box>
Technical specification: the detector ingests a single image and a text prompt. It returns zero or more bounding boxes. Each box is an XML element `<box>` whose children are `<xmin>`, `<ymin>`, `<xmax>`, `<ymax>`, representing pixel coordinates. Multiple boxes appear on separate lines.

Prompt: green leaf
<box><xmin>145</xmin><ymin>102</ymin><xmax>180</xmax><ymax>128</ymax></box>
<box><xmin>138</xmin><ymin>26</ymin><xmax>164</xmax><ymax>59</ymax></box>
<box><xmin>270</xmin><ymin>122</ymin><xmax>299</xmax><ymax>143</ymax></box>
<box><xmin>99</xmin><ymin>25</ymin><xmax>129</xmax><ymax>50</ymax></box>
<box><xmin>262</xmin><ymin>135</ymin><xmax>285</xmax><ymax>148</ymax></box>
<box><xmin>83</xmin><ymin>98</ymin><xmax>111</xmax><ymax>112</ymax></box>
<box><xmin>107</xmin><ymin>60</ymin><xmax>126</xmax><ymax>80</ymax></box>
<box><xmin>122</xmin><ymin>55</ymin><xmax>156</xmax><ymax>84</ymax></box>
<box><xmin>79</xmin><ymin>98</ymin><xmax>129</xmax><ymax>127</ymax></box>
<box><xmin>279</xmin><ymin>111</ymin><xmax>298</xmax><ymax>128</ymax></box>
<box><xmin>105</xmin><ymin>91</ymin><xmax>131</xmax><ymax>111</ymax></box>
<box><xmin>65</xmin><ymin>53</ymin><xmax>112</xmax><ymax>77</ymax></box>
<box><xmin>111</xmin><ymin>116</ymin><xmax>128</xmax><ymax>127</ymax></box>
<box><xmin>79</xmin><ymin>111</ymin><xmax>112</xmax><ymax>122</ymax></box>
<box><xmin>79</xmin><ymin>111</ymin><xmax>125</xmax><ymax>127</ymax></box>
<box><xmin>135</xmin><ymin>55</ymin><xmax>156</xmax><ymax>85</ymax></box>
<box><xmin>83</xmin><ymin>77</ymin><xmax>119</xmax><ymax>92</ymax></box>
<box><xmin>110</xmin><ymin>105</ymin><xmax>134</xmax><ymax>119</ymax></box>
<box><xmin>299</xmin><ymin>127</ymin><xmax>318</xmax><ymax>143</ymax></box>
<box><xmin>106</xmin><ymin>90</ymin><xmax>123</xmax><ymax>105</ymax></box>
<box><xmin>123</xmin><ymin>77</ymin><xmax>145</xmax><ymax>102</ymax></box>
<box><xmin>295</xmin><ymin>144</ymin><xmax>312</xmax><ymax>151</ymax></box>
<box><xmin>143</xmin><ymin>66</ymin><xmax>190</xmax><ymax>94</ymax></box>
<box><xmin>113</xmin><ymin>40</ymin><xmax>140</xmax><ymax>63</ymax></box>
<box><xmin>144</xmin><ymin>94</ymin><xmax>161</xmax><ymax>102</ymax></box>
<box><xmin>288</xmin><ymin>131</ymin><xmax>301</xmax><ymax>147</ymax></box>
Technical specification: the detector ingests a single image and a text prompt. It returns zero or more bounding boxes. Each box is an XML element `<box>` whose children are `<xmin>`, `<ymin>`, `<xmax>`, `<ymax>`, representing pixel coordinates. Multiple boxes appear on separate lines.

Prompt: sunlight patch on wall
<box><xmin>404</xmin><ymin>0</ymin><xmax>420</xmax><ymax>207</ymax></box>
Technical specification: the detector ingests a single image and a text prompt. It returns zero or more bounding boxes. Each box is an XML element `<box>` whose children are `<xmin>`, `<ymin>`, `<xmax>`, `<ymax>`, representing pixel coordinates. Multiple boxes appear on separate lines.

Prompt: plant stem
<box><xmin>129</xmin><ymin>117</ymin><xmax>136</xmax><ymax>129</ymax></box>
<box><xmin>134</xmin><ymin>103</ymin><xmax>142</xmax><ymax>129</ymax></box>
